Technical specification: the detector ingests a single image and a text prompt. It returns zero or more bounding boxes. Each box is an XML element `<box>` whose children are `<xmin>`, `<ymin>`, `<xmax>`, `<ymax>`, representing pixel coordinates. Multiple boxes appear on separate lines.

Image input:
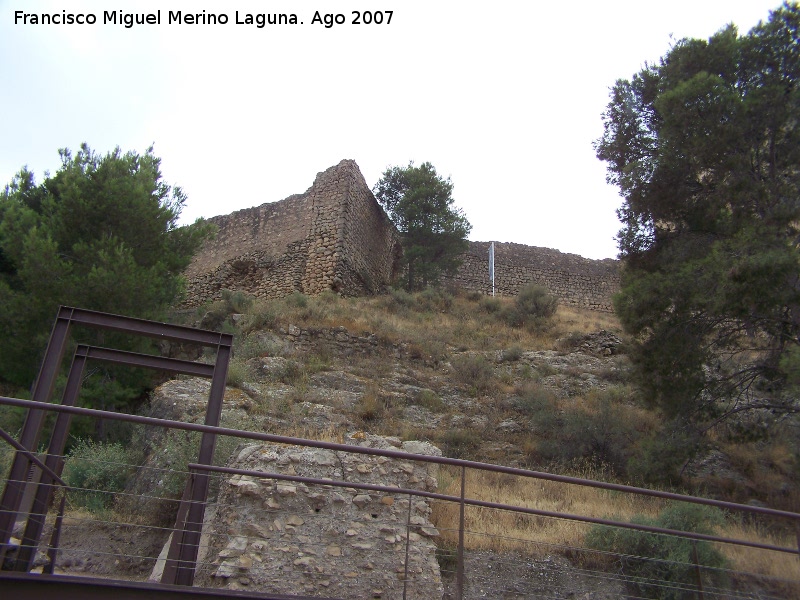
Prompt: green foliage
<box><xmin>586</xmin><ymin>504</ymin><xmax>728</xmax><ymax>599</ymax></box>
<box><xmin>595</xmin><ymin>4</ymin><xmax>800</xmax><ymax>427</ymax></box>
<box><xmin>226</xmin><ymin>358</ymin><xmax>252</xmax><ymax>388</ymax></box>
<box><xmin>357</xmin><ymin>385</ymin><xmax>385</xmax><ymax>422</ymax></box>
<box><xmin>374</xmin><ymin>162</ymin><xmax>471</xmax><ymax>290</ymax></box>
<box><xmin>386</xmin><ymin>287</ymin><xmax>417</xmax><ymax>313</ymax></box>
<box><xmin>62</xmin><ymin>439</ymin><xmax>136</xmax><ymax>512</ymax></box>
<box><xmin>220</xmin><ymin>289</ymin><xmax>253</xmax><ymax>314</ymax></box>
<box><xmin>500</xmin><ymin>345</ymin><xmax>524</xmax><ymax>362</ymax></box>
<box><xmin>440</xmin><ymin>429</ymin><xmax>482</xmax><ymax>459</ymax></box>
<box><xmin>286</xmin><ymin>291</ymin><xmax>308</xmax><ymax>308</ymax></box>
<box><xmin>500</xmin><ymin>284</ymin><xmax>558</xmax><ymax>330</ymax></box>
<box><xmin>415</xmin><ymin>388</ymin><xmax>445</xmax><ymax>412</ymax></box>
<box><xmin>479</xmin><ymin>296</ymin><xmax>501</xmax><ymax>313</ymax></box>
<box><xmin>0</xmin><ymin>144</ymin><xmax>214</xmax><ymax>418</ymax></box>
<box><xmin>516</xmin><ymin>284</ymin><xmax>558</xmax><ymax>320</ymax></box>
<box><xmin>416</xmin><ymin>286</ymin><xmax>454</xmax><ymax>313</ymax></box>
<box><xmin>628</xmin><ymin>423</ymin><xmax>703</xmax><ymax>487</ymax></box>
<box><xmin>451</xmin><ymin>354</ymin><xmax>495</xmax><ymax>395</ymax></box>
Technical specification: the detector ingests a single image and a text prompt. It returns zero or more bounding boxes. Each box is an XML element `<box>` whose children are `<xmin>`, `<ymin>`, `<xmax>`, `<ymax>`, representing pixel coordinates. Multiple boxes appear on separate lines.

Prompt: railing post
<box><xmin>403</xmin><ymin>492</ymin><xmax>412</xmax><ymax>600</ymax></box>
<box><xmin>456</xmin><ymin>465</ymin><xmax>466</xmax><ymax>600</ymax></box>
<box><xmin>796</xmin><ymin>521</ymin><xmax>800</xmax><ymax>564</ymax></box>
<box><xmin>0</xmin><ymin>310</ymin><xmax>71</xmax><ymax>562</ymax></box>
<box><xmin>691</xmin><ymin>540</ymin><xmax>705</xmax><ymax>599</ymax></box>
<box><xmin>43</xmin><ymin>491</ymin><xmax>67</xmax><ymax>575</ymax></box>
<box><xmin>161</xmin><ymin>474</ymin><xmax>196</xmax><ymax>585</ymax></box>
<box><xmin>16</xmin><ymin>347</ymin><xmax>88</xmax><ymax>571</ymax></box>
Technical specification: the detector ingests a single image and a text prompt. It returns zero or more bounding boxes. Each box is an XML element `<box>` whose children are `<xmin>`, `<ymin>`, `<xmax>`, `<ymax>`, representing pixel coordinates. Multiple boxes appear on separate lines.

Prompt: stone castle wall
<box><xmin>183</xmin><ymin>160</ymin><xmax>402</xmax><ymax>306</ymax></box>
<box><xmin>446</xmin><ymin>241</ymin><xmax>619</xmax><ymax>312</ymax></box>
<box><xmin>183</xmin><ymin>160</ymin><xmax>619</xmax><ymax>311</ymax></box>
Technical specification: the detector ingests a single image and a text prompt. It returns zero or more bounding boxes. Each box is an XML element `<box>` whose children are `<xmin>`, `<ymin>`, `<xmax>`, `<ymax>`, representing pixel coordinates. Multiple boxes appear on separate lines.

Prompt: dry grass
<box><xmin>431</xmin><ymin>465</ymin><xmax>799</xmax><ymax>591</ymax></box>
<box><xmin>720</xmin><ymin>521</ymin><xmax>800</xmax><ymax>585</ymax></box>
<box><xmin>247</xmin><ymin>291</ymin><xmax>624</xmax><ymax>356</ymax></box>
<box><xmin>431</xmin><ymin>465</ymin><xmax>662</xmax><ymax>556</ymax></box>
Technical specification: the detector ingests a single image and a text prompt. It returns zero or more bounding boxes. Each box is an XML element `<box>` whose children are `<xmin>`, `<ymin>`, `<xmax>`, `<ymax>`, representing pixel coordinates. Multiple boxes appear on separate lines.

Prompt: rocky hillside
<box><xmin>29</xmin><ymin>288</ymin><xmax>799</xmax><ymax>598</ymax></box>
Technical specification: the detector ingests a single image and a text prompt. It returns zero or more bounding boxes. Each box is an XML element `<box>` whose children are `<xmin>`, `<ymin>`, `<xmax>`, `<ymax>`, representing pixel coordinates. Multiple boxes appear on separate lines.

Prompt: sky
<box><xmin>0</xmin><ymin>0</ymin><xmax>786</xmax><ymax>260</ymax></box>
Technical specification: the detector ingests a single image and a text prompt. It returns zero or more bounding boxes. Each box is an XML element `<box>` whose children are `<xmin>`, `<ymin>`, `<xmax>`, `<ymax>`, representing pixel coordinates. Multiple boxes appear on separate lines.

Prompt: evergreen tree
<box><xmin>595</xmin><ymin>4</ymin><xmax>800</xmax><ymax>431</ymax></box>
<box><xmin>374</xmin><ymin>162</ymin><xmax>471</xmax><ymax>290</ymax></box>
<box><xmin>0</xmin><ymin>144</ymin><xmax>213</xmax><ymax>420</ymax></box>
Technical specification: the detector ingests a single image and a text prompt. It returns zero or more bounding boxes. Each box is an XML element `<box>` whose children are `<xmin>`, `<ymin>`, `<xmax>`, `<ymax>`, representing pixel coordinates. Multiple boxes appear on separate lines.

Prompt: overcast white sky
<box><xmin>0</xmin><ymin>0</ymin><xmax>785</xmax><ymax>260</ymax></box>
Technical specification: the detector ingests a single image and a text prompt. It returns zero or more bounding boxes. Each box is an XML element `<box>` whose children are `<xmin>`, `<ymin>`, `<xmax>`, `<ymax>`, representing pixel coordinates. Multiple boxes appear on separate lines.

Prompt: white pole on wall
<box><xmin>489</xmin><ymin>242</ymin><xmax>495</xmax><ymax>297</ymax></box>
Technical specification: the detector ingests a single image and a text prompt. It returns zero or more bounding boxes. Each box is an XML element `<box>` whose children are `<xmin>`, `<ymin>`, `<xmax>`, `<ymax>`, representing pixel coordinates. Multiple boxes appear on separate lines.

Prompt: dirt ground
<box><xmin>440</xmin><ymin>550</ymin><xmax>625</xmax><ymax>599</ymax></box>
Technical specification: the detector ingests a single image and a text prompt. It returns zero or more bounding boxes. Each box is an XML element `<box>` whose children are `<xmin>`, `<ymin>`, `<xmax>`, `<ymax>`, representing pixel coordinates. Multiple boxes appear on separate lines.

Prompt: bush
<box><xmin>440</xmin><ymin>429</ymin><xmax>482</xmax><ymax>459</ymax></box>
<box><xmin>505</xmin><ymin>284</ymin><xmax>558</xmax><ymax>329</ymax></box>
<box><xmin>627</xmin><ymin>424</ymin><xmax>702</xmax><ymax>487</ymax></box>
<box><xmin>286</xmin><ymin>291</ymin><xmax>308</xmax><ymax>308</ymax></box>
<box><xmin>62</xmin><ymin>439</ymin><xmax>136</xmax><ymax>512</ymax></box>
<box><xmin>240</xmin><ymin>302</ymin><xmax>278</xmax><ymax>334</ymax></box>
<box><xmin>415</xmin><ymin>389</ymin><xmax>445</xmax><ymax>412</ymax></box>
<box><xmin>386</xmin><ymin>287</ymin><xmax>416</xmax><ymax>313</ymax></box>
<box><xmin>479</xmin><ymin>296</ymin><xmax>501</xmax><ymax>314</ymax></box>
<box><xmin>226</xmin><ymin>358</ymin><xmax>251</xmax><ymax>388</ymax></box>
<box><xmin>357</xmin><ymin>385</ymin><xmax>385</xmax><ymax>422</ymax></box>
<box><xmin>451</xmin><ymin>354</ymin><xmax>495</xmax><ymax>395</ymax></box>
<box><xmin>221</xmin><ymin>289</ymin><xmax>254</xmax><ymax>314</ymax></box>
<box><xmin>585</xmin><ymin>504</ymin><xmax>727</xmax><ymax>599</ymax></box>
<box><xmin>500</xmin><ymin>345</ymin><xmax>524</xmax><ymax>362</ymax></box>
<box><xmin>417</xmin><ymin>287</ymin><xmax>453</xmax><ymax>313</ymax></box>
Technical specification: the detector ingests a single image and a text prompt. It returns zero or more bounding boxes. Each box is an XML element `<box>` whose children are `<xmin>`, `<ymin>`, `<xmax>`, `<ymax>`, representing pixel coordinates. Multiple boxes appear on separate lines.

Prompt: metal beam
<box><xmin>0</xmin><ymin>312</ymin><xmax>71</xmax><ymax>559</ymax></box>
<box><xmin>0</xmin><ymin>572</ymin><xmax>342</xmax><ymax>599</ymax></box>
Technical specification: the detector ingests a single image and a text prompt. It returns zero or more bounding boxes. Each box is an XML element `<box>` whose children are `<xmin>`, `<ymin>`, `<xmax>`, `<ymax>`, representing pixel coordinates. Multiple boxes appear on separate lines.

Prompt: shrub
<box><xmin>585</xmin><ymin>504</ymin><xmax>728</xmax><ymax>599</ymax></box>
<box><xmin>357</xmin><ymin>385</ymin><xmax>385</xmax><ymax>422</ymax></box>
<box><xmin>514</xmin><ymin>382</ymin><xmax>558</xmax><ymax>418</ymax></box>
<box><xmin>387</xmin><ymin>287</ymin><xmax>416</xmax><ymax>312</ymax></box>
<box><xmin>286</xmin><ymin>291</ymin><xmax>308</xmax><ymax>308</ymax></box>
<box><xmin>516</xmin><ymin>284</ymin><xmax>558</xmax><ymax>319</ymax></box>
<box><xmin>440</xmin><ymin>429</ymin><xmax>482</xmax><ymax>459</ymax></box>
<box><xmin>500</xmin><ymin>345</ymin><xmax>524</xmax><ymax>362</ymax></box>
<box><xmin>479</xmin><ymin>296</ymin><xmax>501</xmax><ymax>314</ymax></box>
<box><xmin>62</xmin><ymin>439</ymin><xmax>136</xmax><ymax>512</ymax></box>
<box><xmin>416</xmin><ymin>389</ymin><xmax>445</xmax><ymax>412</ymax></box>
<box><xmin>627</xmin><ymin>425</ymin><xmax>702</xmax><ymax>487</ymax></box>
<box><xmin>502</xmin><ymin>284</ymin><xmax>558</xmax><ymax>329</ymax></box>
<box><xmin>221</xmin><ymin>289</ymin><xmax>253</xmax><ymax>314</ymax></box>
<box><xmin>417</xmin><ymin>287</ymin><xmax>454</xmax><ymax>313</ymax></box>
<box><xmin>240</xmin><ymin>302</ymin><xmax>278</xmax><ymax>334</ymax></box>
<box><xmin>451</xmin><ymin>354</ymin><xmax>495</xmax><ymax>395</ymax></box>
<box><xmin>226</xmin><ymin>358</ymin><xmax>251</xmax><ymax>388</ymax></box>
<box><xmin>465</xmin><ymin>290</ymin><xmax>483</xmax><ymax>302</ymax></box>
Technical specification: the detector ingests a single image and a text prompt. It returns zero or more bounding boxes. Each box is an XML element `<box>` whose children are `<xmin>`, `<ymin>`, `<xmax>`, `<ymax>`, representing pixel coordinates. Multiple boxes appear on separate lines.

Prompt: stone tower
<box><xmin>183</xmin><ymin>160</ymin><xmax>403</xmax><ymax>305</ymax></box>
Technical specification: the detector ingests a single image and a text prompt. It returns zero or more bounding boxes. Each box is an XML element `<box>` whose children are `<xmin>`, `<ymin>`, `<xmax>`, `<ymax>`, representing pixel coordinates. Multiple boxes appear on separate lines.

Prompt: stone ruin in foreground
<box><xmin>194</xmin><ymin>434</ymin><xmax>444</xmax><ymax>599</ymax></box>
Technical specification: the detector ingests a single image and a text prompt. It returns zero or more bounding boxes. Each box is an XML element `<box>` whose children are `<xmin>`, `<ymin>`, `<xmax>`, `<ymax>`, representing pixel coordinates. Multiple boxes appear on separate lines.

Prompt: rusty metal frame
<box><xmin>0</xmin><ymin>571</ymin><xmax>343</xmax><ymax>599</ymax></box>
<box><xmin>0</xmin><ymin>306</ymin><xmax>232</xmax><ymax>586</ymax></box>
<box><xmin>1</xmin><ymin>393</ymin><xmax>800</xmax><ymax>597</ymax></box>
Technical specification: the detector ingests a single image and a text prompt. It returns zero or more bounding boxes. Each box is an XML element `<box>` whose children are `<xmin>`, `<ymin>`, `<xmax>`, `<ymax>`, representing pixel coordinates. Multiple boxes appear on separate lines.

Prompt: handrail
<box><xmin>188</xmin><ymin>463</ymin><xmax>800</xmax><ymax>556</ymax></box>
<box><xmin>2</xmin><ymin>394</ymin><xmax>799</xmax><ymax>523</ymax></box>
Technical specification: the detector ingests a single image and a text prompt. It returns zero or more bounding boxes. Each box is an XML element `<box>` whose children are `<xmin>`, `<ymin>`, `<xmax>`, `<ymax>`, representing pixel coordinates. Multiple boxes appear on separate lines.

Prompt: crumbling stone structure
<box><xmin>184</xmin><ymin>160</ymin><xmax>403</xmax><ymax>305</ymax></box>
<box><xmin>444</xmin><ymin>242</ymin><xmax>620</xmax><ymax>312</ymax></box>
<box><xmin>184</xmin><ymin>160</ymin><xmax>620</xmax><ymax>311</ymax></box>
<box><xmin>195</xmin><ymin>434</ymin><xmax>444</xmax><ymax>599</ymax></box>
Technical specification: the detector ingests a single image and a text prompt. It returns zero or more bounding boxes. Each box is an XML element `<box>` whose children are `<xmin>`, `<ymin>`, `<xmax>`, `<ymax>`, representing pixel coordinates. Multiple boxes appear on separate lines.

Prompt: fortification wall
<box><xmin>183</xmin><ymin>160</ymin><xmax>620</xmax><ymax>312</ymax></box>
<box><xmin>446</xmin><ymin>241</ymin><xmax>620</xmax><ymax>312</ymax></box>
<box><xmin>338</xmin><ymin>169</ymin><xmax>403</xmax><ymax>296</ymax></box>
<box><xmin>183</xmin><ymin>160</ymin><xmax>400</xmax><ymax>306</ymax></box>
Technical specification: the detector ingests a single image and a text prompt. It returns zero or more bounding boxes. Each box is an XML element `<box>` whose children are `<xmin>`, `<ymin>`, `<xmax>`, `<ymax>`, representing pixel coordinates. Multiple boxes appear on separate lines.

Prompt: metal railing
<box><xmin>0</xmin><ymin>306</ymin><xmax>798</xmax><ymax>599</ymax></box>
<box><xmin>1</xmin><ymin>394</ymin><xmax>799</xmax><ymax>599</ymax></box>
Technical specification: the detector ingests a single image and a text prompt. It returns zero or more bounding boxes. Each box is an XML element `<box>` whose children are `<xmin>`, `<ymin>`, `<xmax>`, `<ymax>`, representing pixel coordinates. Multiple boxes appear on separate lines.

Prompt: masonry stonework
<box><xmin>184</xmin><ymin>160</ymin><xmax>620</xmax><ymax>311</ymax></box>
<box><xmin>183</xmin><ymin>160</ymin><xmax>402</xmax><ymax>306</ymax></box>
<box><xmin>445</xmin><ymin>241</ymin><xmax>620</xmax><ymax>312</ymax></box>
